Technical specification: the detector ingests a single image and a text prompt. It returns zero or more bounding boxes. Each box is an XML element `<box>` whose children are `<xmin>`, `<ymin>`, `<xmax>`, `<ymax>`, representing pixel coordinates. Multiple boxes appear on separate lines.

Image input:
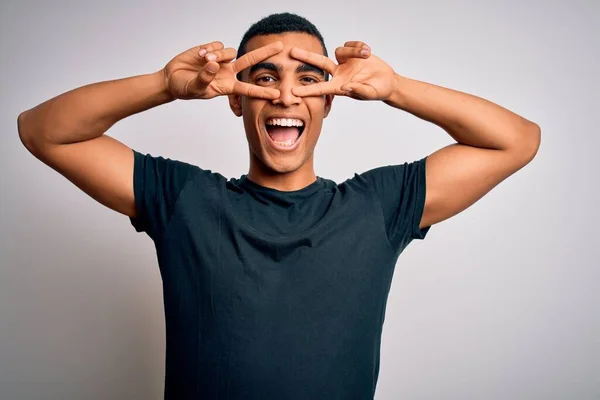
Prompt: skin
<box><xmin>17</xmin><ymin>31</ymin><xmax>540</xmax><ymax>231</ymax></box>
<box><xmin>248</xmin><ymin>35</ymin><xmax>541</xmax><ymax>229</ymax></box>
<box><xmin>226</xmin><ymin>33</ymin><xmax>541</xmax><ymax>229</ymax></box>
<box><xmin>16</xmin><ymin>40</ymin><xmax>286</xmax><ymax>217</ymax></box>
<box><xmin>228</xmin><ymin>33</ymin><xmax>334</xmax><ymax>191</ymax></box>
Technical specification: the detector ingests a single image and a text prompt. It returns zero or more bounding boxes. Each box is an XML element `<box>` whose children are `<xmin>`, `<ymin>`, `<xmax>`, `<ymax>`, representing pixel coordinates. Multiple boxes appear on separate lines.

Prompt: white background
<box><xmin>1</xmin><ymin>0</ymin><xmax>598</xmax><ymax>398</ymax></box>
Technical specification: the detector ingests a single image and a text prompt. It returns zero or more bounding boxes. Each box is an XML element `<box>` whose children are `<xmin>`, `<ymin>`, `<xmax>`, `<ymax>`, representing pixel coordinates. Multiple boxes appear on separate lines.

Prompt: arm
<box><xmin>384</xmin><ymin>74</ymin><xmax>541</xmax><ymax>228</ymax></box>
<box><xmin>290</xmin><ymin>42</ymin><xmax>541</xmax><ymax>229</ymax></box>
<box><xmin>18</xmin><ymin>71</ymin><xmax>174</xmax><ymax>217</ymax></box>
<box><xmin>17</xmin><ymin>41</ymin><xmax>283</xmax><ymax>218</ymax></box>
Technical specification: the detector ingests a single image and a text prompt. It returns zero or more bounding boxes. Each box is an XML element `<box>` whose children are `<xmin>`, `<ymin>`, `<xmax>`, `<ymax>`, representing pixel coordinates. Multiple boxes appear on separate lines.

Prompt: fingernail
<box><xmin>360</xmin><ymin>49</ymin><xmax>369</xmax><ymax>57</ymax></box>
<box><xmin>206</xmin><ymin>53</ymin><xmax>216</xmax><ymax>61</ymax></box>
<box><xmin>199</xmin><ymin>48</ymin><xmax>207</xmax><ymax>56</ymax></box>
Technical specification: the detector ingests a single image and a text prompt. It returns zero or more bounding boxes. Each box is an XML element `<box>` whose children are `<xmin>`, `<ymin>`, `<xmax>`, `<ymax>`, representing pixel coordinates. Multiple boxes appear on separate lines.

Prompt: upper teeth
<box><xmin>266</xmin><ymin>118</ymin><xmax>304</xmax><ymax>127</ymax></box>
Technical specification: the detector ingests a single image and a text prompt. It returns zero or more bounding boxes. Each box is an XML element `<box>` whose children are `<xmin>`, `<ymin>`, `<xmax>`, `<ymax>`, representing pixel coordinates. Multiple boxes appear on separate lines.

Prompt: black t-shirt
<box><xmin>130</xmin><ymin>150</ymin><xmax>430</xmax><ymax>399</ymax></box>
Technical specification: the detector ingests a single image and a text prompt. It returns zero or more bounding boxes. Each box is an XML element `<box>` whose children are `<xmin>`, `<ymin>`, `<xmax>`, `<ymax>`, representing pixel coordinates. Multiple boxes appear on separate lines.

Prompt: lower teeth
<box><xmin>273</xmin><ymin>139</ymin><xmax>296</xmax><ymax>147</ymax></box>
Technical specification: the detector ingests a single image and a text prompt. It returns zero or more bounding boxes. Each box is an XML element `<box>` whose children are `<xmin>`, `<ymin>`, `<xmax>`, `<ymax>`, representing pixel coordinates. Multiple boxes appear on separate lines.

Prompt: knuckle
<box><xmin>269</xmin><ymin>41</ymin><xmax>282</xmax><ymax>52</ymax></box>
<box><xmin>251</xmin><ymin>49</ymin><xmax>262</xmax><ymax>61</ymax></box>
<box><xmin>320</xmin><ymin>57</ymin><xmax>327</xmax><ymax>70</ymax></box>
<box><xmin>199</xmin><ymin>73</ymin><xmax>211</xmax><ymax>84</ymax></box>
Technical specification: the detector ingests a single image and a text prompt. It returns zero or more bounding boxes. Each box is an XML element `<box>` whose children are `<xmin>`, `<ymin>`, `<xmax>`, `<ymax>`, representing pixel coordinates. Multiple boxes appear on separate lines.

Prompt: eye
<box><xmin>255</xmin><ymin>75</ymin><xmax>277</xmax><ymax>85</ymax></box>
<box><xmin>300</xmin><ymin>76</ymin><xmax>319</xmax><ymax>84</ymax></box>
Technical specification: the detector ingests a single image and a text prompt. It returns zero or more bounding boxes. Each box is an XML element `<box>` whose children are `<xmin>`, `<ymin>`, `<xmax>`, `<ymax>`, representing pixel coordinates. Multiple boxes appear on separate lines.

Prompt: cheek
<box><xmin>241</xmin><ymin>101</ymin><xmax>263</xmax><ymax>130</ymax></box>
<box><xmin>307</xmin><ymin>98</ymin><xmax>327</xmax><ymax>117</ymax></box>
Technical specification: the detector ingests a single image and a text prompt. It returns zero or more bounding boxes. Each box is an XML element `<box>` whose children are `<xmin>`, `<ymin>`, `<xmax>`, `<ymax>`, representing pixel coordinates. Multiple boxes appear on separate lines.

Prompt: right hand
<box><xmin>163</xmin><ymin>40</ymin><xmax>283</xmax><ymax>100</ymax></box>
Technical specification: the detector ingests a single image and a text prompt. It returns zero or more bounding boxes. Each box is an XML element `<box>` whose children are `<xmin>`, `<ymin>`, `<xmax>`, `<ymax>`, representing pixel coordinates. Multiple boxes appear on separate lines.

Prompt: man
<box><xmin>17</xmin><ymin>12</ymin><xmax>540</xmax><ymax>400</ymax></box>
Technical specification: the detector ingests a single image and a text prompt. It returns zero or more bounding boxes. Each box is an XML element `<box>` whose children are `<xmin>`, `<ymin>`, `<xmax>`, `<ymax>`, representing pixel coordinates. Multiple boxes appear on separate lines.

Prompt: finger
<box><xmin>289</xmin><ymin>47</ymin><xmax>337</xmax><ymax>75</ymax></box>
<box><xmin>198</xmin><ymin>41</ymin><xmax>225</xmax><ymax>57</ymax></box>
<box><xmin>344</xmin><ymin>41</ymin><xmax>370</xmax><ymax>50</ymax></box>
<box><xmin>291</xmin><ymin>81</ymin><xmax>341</xmax><ymax>97</ymax></box>
<box><xmin>335</xmin><ymin>46</ymin><xmax>371</xmax><ymax>64</ymax></box>
<box><xmin>195</xmin><ymin>61</ymin><xmax>220</xmax><ymax>86</ymax></box>
<box><xmin>205</xmin><ymin>47</ymin><xmax>237</xmax><ymax>63</ymax></box>
<box><xmin>340</xmin><ymin>82</ymin><xmax>379</xmax><ymax>100</ymax></box>
<box><xmin>232</xmin><ymin>41</ymin><xmax>284</xmax><ymax>73</ymax></box>
<box><xmin>232</xmin><ymin>81</ymin><xmax>280</xmax><ymax>99</ymax></box>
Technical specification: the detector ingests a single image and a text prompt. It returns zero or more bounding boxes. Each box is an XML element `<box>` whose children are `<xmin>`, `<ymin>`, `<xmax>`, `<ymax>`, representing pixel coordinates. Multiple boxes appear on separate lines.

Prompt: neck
<box><xmin>247</xmin><ymin>154</ymin><xmax>317</xmax><ymax>191</ymax></box>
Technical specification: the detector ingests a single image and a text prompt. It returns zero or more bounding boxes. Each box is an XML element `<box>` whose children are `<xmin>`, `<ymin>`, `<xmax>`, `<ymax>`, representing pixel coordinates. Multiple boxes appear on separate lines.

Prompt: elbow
<box><xmin>17</xmin><ymin>110</ymin><xmax>41</xmax><ymax>156</ymax></box>
<box><xmin>515</xmin><ymin>121</ymin><xmax>541</xmax><ymax>165</ymax></box>
<box><xmin>17</xmin><ymin>111</ymin><xmax>31</xmax><ymax>149</ymax></box>
<box><xmin>525</xmin><ymin>122</ymin><xmax>541</xmax><ymax>161</ymax></box>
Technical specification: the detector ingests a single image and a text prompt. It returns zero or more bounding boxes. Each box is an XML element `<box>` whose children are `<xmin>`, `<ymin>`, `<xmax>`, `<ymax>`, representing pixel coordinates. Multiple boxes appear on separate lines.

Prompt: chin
<box><xmin>262</xmin><ymin>158</ymin><xmax>304</xmax><ymax>174</ymax></box>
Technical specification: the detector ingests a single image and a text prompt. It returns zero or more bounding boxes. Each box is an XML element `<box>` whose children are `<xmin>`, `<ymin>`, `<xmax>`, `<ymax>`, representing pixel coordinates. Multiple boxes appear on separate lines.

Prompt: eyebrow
<box><xmin>249</xmin><ymin>62</ymin><xmax>326</xmax><ymax>77</ymax></box>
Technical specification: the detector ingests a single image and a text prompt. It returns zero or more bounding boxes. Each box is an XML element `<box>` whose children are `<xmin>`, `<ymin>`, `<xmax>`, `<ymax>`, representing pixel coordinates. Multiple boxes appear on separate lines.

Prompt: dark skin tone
<box><xmin>16</xmin><ymin>39</ymin><xmax>288</xmax><ymax>217</ymax></box>
<box><xmin>228</xmin><ymin>33</ymin><xmax>335</xmax><ymax>191</ymax></box>
<box><xmin>18</xmin><ymin>33</ymin><xmax>540</xmax><ymax>231</ymax></box>
<box><xmin>227</xmin><ymin>33</ymin><xmax>540</xmax><ymax>229</ymax></box>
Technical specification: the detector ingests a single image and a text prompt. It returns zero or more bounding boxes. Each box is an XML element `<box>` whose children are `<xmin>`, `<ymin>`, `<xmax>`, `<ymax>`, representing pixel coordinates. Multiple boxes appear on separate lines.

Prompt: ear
<box><xmin>228</xmin><ymin>94</ymin><xmax>243</xmax><ymax>117</ymax></box>
<box><xmin>323</xmin><ymin>94</ymin><xmax>334</xmax><ymax>118</ymax></box>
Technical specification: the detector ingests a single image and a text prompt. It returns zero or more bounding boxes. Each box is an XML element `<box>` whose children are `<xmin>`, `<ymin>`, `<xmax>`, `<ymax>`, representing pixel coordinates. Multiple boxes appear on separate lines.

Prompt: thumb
<box><xmin>195</xmin><ymin>61</ymin><xmax>220</xmax><ymax>86</ymax></box>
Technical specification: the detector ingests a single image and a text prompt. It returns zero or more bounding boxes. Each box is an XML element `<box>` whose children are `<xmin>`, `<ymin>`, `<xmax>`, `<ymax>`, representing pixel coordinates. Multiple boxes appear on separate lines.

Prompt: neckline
<box><xmin>223</xmin><ymin>175</ymin><xmax>333</xmax><ymax>241</ymax></box>
<box><xmin>239</xmin><ymin>175</ymin><xmax>325</xmax><ymax>197</ymax></box>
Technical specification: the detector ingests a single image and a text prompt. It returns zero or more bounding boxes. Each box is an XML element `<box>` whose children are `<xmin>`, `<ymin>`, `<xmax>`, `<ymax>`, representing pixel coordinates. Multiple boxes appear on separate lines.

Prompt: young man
<box><xmin>17</xmin><ymin>12</ymin><xmax>540</xmax><ymax>400</ymax></box>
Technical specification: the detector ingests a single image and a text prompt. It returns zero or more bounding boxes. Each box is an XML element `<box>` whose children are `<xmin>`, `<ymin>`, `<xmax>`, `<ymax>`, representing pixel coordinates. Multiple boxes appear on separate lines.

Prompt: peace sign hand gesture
<box><xmin>290</xmin><ymin>41</ymin><xmax>396</xmax><ymax>101</ymax></box>
<box><xmin>163</xmin><ymin>41</ymin><xmax>284</xmax><ymax>100</ymax></box>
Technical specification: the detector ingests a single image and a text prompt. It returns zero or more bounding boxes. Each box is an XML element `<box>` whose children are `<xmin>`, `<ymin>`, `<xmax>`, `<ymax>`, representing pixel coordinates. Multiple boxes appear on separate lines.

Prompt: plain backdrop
<box><xmin>1</xmin><ymin>0</ymin><xmax>598</xmax><ymax>399</ymax></box>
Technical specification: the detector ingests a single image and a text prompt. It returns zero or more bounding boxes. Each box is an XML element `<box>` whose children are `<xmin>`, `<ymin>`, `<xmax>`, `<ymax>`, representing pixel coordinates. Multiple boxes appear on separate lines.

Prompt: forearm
<box><xmin>384</xmin><ymin>74</ymin><xmax>540</xmax><ymax>152</ymax></box>
<box><xmin>18</xmin><ymin>70</ymin><xmax>174</xmax><ymax>149</ymax></box>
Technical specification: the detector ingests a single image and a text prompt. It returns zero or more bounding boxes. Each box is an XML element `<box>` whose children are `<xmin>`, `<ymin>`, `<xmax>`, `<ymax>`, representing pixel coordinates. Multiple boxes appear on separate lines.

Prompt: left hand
<box><xmin>290</xmin><ymin>41</ymin><xmax>397</xmax><ymax>101</ymax></box>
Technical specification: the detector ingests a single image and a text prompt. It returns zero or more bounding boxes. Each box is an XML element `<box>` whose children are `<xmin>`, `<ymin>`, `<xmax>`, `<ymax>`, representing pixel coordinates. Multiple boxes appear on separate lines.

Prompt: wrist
<box><xmin>384</xmin><ymin>73</ymin><xmax>411</xmax><ymax>110</ymax></box>
<box><xmin>153</xmin><ymin>69</ymin><xmax>176</xmax><ymax>103</ymax></box>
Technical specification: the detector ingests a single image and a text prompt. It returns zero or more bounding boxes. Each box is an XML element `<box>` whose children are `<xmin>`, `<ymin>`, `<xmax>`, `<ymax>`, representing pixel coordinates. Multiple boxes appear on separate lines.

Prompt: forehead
<box><xmin>244</xmin><ymin>32</ymin><xmax>325</xmax><ymax>57</ymax></box>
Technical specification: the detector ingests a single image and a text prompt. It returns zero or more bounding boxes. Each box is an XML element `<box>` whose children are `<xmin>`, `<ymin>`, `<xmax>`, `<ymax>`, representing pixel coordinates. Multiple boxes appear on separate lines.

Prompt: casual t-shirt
<box><xmin>129</xmin><ymin>149</ymin><xmax>430</xmax><ymax>400</ymax></box>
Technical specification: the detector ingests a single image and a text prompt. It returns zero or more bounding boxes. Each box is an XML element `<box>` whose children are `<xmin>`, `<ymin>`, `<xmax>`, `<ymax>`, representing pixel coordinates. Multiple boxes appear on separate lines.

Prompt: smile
<box><xmin>264</xmin><ymin>117</ymin><xmax>306</xmax><ymax>150</ymax></box>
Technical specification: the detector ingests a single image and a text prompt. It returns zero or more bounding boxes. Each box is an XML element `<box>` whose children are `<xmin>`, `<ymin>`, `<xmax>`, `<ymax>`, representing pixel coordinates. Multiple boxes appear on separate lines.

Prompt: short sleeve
<box><xmin>129</xmin><ymin>150</ymin><xmax>200</xmax><ymax>240</ymax></box>
<box><xmin>359</xmin><ymin>157</ymin><xmax>430</xmax><ymax>254</ymax></box>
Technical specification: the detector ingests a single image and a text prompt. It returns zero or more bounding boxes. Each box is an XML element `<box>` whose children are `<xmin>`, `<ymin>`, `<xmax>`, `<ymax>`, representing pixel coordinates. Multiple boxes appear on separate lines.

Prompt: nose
<box><xmin>272</xmin><ymin>78</ymin><xmax>301</xmax><ymax>107</ymax></box>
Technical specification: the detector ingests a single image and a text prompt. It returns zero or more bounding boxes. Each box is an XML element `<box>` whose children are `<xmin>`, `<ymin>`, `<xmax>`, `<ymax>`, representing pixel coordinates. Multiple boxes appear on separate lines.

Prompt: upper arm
<box><xmin>22</xmin><ymin>132</ymin><xmax>137</xmax><ymax>218</ymax></box>
<box><xmin>420</xmin><ymin>131</ymin><xmax>540</xmax><ymax>229</ymax></box>
<box><xmin>359</xmin><ymin>159</ymin><xmax>429</xmax><ymax>253</ymax></box>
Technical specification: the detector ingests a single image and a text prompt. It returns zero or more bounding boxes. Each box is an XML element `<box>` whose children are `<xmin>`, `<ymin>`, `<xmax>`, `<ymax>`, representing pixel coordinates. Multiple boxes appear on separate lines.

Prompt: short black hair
<box><xmin>236</xmin><ymin>13</ymin><xmax>328</xmax><ymax>81</ymax></box>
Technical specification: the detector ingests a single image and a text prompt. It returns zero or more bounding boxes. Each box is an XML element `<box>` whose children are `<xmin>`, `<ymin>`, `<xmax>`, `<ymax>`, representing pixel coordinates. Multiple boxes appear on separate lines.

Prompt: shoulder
<box><xmin>132</xmin><ymin>149</ymin><xmax>227</xmax><ymax>184</ymax></box>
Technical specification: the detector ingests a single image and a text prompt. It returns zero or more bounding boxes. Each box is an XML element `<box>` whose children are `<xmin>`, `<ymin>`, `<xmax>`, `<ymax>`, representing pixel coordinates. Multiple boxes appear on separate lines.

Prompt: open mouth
<box><xmin>265</xmin><ymin>117</ymin><xmax>306</xmax><ymax>148</ymax></box>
